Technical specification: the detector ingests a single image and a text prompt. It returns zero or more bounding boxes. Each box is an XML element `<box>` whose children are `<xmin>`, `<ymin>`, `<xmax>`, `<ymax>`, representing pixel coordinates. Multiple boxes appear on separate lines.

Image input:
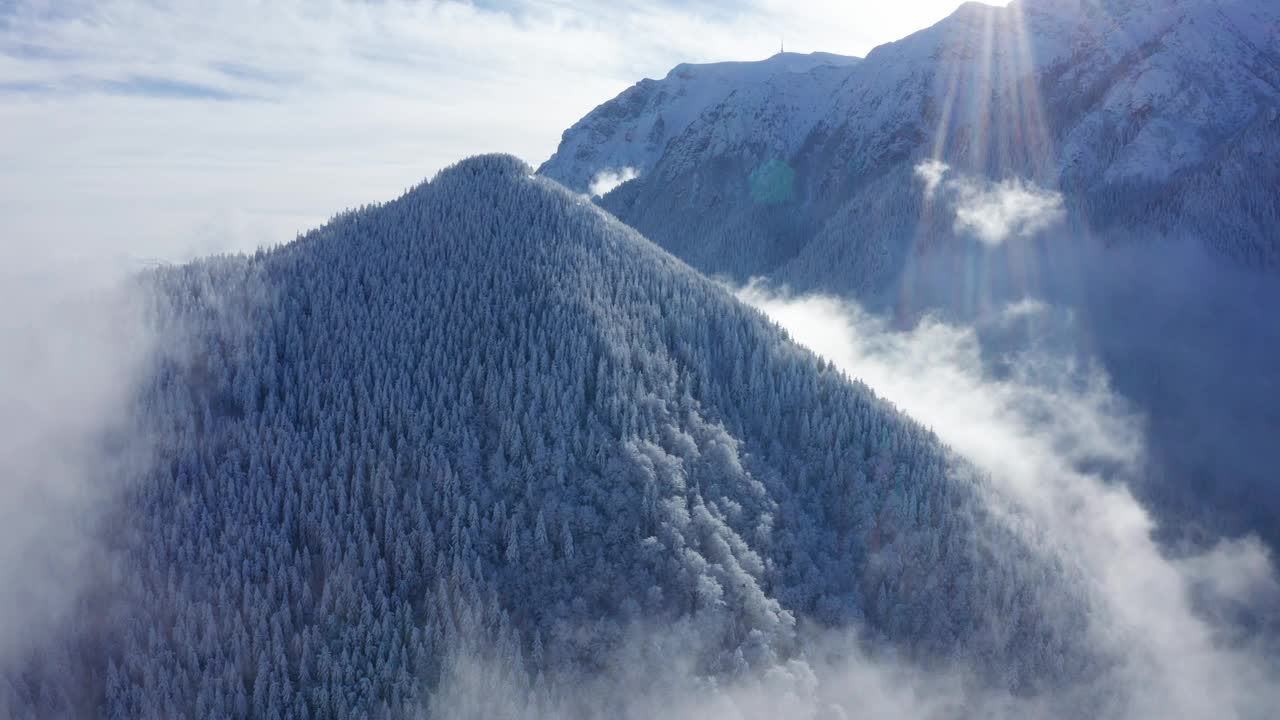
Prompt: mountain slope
<box><xmin>561</xmin><ymin>0</ymin><xmax>1280</xmax><ymax>286</ymax></box>
<box><xmin>3</xmin><ymin>155</ymin><xmax>1098</xmax><ymax>719</ymax></box>
<box><xmin>547</xmin><ymin>0</ymin><xmax>1280</xmax><ymax>549</ymax></box>
<box><xmin>538</xmin><ymin>52</ymin><xmax>860</xmax><ymax>194</ymax></box>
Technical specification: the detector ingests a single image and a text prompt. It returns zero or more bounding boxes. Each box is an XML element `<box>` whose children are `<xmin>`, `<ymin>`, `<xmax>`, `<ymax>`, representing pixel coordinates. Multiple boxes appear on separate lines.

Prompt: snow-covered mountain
<box><xmin>542</xmin><ymin>0</ymin><xmax>1280</xmax><ymax>548</ymax></box>
<box><xmin>545</xmin><ymin>0</ymin><xmax>1280</xmax><ymax>285</ymax></box>
<box><xmin>539</xmin><ymin>52</ymin><xmax>860</xmax><ymax>195</ymax></box>
<box><xmin>2</xmin><ymin>156</ymin><xmax>1103</xmax><ymax>719</ymax></box>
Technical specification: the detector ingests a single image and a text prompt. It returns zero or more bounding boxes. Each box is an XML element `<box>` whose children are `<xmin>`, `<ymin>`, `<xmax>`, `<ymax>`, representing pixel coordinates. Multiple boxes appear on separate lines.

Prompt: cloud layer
<box><xmin>736</xmin><ymin>283</ymin><xmax>1280</xmax><ymax>719</ymax></box>
<box><xmin>0</xmin><ymin>272</ymin><xmax>153</xmax><ymax>670</ymax></box>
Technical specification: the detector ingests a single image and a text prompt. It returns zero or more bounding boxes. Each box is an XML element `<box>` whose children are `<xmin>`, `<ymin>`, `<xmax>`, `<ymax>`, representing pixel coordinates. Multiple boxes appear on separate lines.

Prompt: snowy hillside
<box><xmin>545</xmin><ymin>0</ymin><xmax>1280</xmax><ymax>584</ymax></box>
<box><xmin>548</xmin><ymin>0</ymin><xmax>1280</xmax><ymax>281</ymax></box>
<box><xmin>1</xmin><ymin>156</ymin><xmax>1101</xmax><ymax>719</ymax></box>
<box><xmin>538</xmin><ymin>52</ymin><xmax>860</xmax><ymax>194</ymax></box>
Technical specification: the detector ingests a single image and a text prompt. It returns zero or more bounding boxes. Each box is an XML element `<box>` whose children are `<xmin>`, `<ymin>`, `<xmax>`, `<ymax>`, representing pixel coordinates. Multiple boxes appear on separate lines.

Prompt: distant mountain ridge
<box><xmin>543</xmin><ymin>0</ymin><xmax>1280</xmax><ymax>285</ymax></box>
<box><xmin>539</xmin><ymin>51</ymin><xmax>860</xmax><ymax>195</ymax></box>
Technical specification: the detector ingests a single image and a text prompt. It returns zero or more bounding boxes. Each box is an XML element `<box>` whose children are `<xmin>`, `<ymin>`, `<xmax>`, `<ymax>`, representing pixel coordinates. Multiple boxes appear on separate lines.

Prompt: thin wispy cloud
<box><xmin>0</xmin><ymin>0</ymin><xmax>963</xmax><ymax>266</ymax></box>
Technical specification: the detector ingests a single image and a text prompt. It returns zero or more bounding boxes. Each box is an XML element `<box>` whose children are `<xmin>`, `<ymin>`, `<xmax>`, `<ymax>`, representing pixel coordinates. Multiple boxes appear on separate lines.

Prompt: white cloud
<box><xmin>913</xmin><ymin>158</ymin><xmax>949</xmax><ymax>197</ymax></box>
<box><xmin>951</xmin><ymin>177</ymin><xmax>1065</xmax><ymax>245</ymax></box>
<box><xmin>590</xmin><ymin>166</ymin><xmax>640</xmax><ymax>197</ymax></box>
<box><xmin>998</xmin><ymin>296</ymin><xmax>1049</xmax><ymax>322</ymax></box>
<box><xmin>736</xmin><ymin>282</ymin><xmax>1280</xmax><ymax>718</ymax></box>
<box><xmin>914</xmin><ymin>161</ymin><xmax>1066</xmax><ymax>245</ymax></box>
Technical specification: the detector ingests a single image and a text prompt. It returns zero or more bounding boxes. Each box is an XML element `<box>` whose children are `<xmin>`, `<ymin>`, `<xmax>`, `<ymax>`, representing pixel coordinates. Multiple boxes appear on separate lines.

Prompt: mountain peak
<box><xmin>49</xmin><ymin>140</ymin><xmax>1104</xmax><ymax>719</ymax></box>
<box><xmin>538</xmin><ymin>52</ymin><xmax>859</xmax><ymax>193</ymax></box>
<box><xmin>570</xmin><ymin>0</ymin><xmax>1280</xmax><ymax>286</ymax></box>
<box><xmin>435</xmin><ymin>153</ymin><xmax>532</xmax><ymax>183</ymax></box>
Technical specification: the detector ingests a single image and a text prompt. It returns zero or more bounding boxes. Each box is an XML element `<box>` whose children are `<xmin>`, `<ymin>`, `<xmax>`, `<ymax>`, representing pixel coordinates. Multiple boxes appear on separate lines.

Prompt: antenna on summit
<box><xmin>780</xmin><ymin>39</ymin><xmax>785</xmax><ymax>55</ymax></box>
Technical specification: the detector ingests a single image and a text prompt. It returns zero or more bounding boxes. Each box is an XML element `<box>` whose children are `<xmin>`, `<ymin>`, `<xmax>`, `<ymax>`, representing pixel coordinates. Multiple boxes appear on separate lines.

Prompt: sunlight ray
<box><xmin>971</xmin><ymin>5</ymin><xmax>998</xmax><ymax>175</ymax></box>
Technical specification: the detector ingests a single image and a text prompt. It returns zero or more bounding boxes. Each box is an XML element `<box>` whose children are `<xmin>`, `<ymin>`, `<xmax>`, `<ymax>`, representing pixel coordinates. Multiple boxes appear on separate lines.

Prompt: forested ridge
<box><xmin>4</xmin><ymin>155</ymin><xmax>1094</xmax><ymax>719</ymax></box>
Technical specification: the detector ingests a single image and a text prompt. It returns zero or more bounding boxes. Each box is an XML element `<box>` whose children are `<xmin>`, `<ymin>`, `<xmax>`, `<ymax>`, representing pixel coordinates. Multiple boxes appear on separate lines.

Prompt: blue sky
<box><xmin>0</xmin><ymin>0</ymin><xmax>964</xmax><ymax>271</ymax></box>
